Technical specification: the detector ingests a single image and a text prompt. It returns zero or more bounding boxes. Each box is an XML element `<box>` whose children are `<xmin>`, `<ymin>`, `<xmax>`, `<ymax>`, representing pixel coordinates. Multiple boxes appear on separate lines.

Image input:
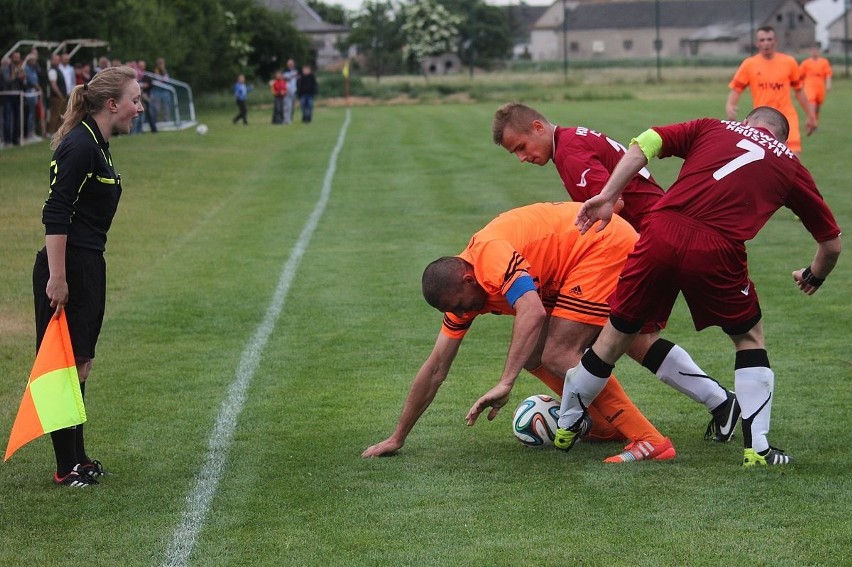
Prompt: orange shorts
<box><xmin>543</xmin><ymin>215</ymin><xmax>638</xmax><ymax>327</ymax></box>
<box><xmin>807</xmin><ymin>87</ymin><xmax>826</xmax><ymax>106</ymax></box>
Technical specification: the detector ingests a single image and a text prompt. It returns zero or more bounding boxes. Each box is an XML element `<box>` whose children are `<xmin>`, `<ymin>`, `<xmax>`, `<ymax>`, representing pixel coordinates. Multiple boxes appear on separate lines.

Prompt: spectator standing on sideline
<box><xmin>296</xmin><ymin>65</ymin><xmax>317</xmax><ymax>123</ymax></box>
<box><xmin>94</xmin><ymin>56</ymin><xmax>111</xmax><ymax>75</ymax></box>
<box><xmin>23</xmin><ymin>54</ymin><xmax>43</xmax><ymax>141</ymax></box>
<box><xmin>59</xmin><ymin>53</ymin><xmax>75</xmax><ymax>97</ymax></box>
<box><xmin>2</xmin><ymin>52</ymin><xmax>25</xmax><ymax>146</ymax></box>
<box><xmin>232</xmin><ymin>74</ymin><xmax>252</xmax><ymax>125</ymax></box>
<box><xmin>0</xmin><ymin>56</ymin><xmax>8</xmax><ymax>147</ymax></box>
<box><xmin>270</xmin><ymin>70</ymin><xmax>287</xmax><ymax>124</ymax></box>
<box><xmin>35</xmin><ymin>66</ymin><xmax>143</xmax><ymax>487</ymax></box>
<box><xmin>726</xmin><ymin>26</ymin><xmax>815</xmax><ymax>155</ymax></box>
<box><xmin>75</xmin><ymin>62</ymin><xmax>92</xmax><ymax>86</ymax></box>
<box><xmin>46</xmin><ymin>53</ymin><xmax>67</xmax><ymax>137</ymax></box>
<box><xmin>152</xmin><ymin>57</ymin><xmax>172</xmax><ymax>123</ymax></box>
<box><xmin>132</xmin><ymin>61</ymin><xmax>157</xmax><ymax>134</ymax></box>
<box><xmin>363</xmin><ymin>202</ymin><xmax>678</xmax><ymax>463</ymax></box>
<box><xmin>560</xmin><ymin>107</ymin><xmax>842</xmax><ymax>467</ymax></box>
<box><xmin>283</xmin><ymin>59</ymin><xmax>298</xmax><ymax>124</ymax></box>
<box><xmin>490</xmin><ymin>102</ymin><xmax>739</xmax><ymax>442</ymax></box>
<box><xmin>799</xmin><ymin>42</ymin><xmax>832</xmax><ymax>121</ymax></box>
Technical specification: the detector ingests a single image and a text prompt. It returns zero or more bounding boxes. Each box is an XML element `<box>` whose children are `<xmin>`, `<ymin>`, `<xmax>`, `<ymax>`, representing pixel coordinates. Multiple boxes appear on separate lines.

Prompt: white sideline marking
<box><xmin>161</xmin><ymin>109</ymin><xmax>351</xmax><ymax>567</ymax></box>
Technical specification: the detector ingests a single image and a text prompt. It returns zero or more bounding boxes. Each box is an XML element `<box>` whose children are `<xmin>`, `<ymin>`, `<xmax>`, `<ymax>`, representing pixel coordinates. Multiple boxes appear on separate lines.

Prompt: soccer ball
<box><xmin>196</xmin><ymin>124</ymin><xmax>209</xmax><ymax>135</ymax></box>
<box><xmin>512</xmin><ymin>394</ymin><xmax>560</xmax><ymax>447</ymax></box>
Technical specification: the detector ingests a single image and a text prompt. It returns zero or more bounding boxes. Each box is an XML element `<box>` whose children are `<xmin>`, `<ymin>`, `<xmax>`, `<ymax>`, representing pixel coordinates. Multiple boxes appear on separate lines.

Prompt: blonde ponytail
<box><xmin>51</xmin><ymin>66</ymin><xmax>138</xmax><ymax>150</ymax></box>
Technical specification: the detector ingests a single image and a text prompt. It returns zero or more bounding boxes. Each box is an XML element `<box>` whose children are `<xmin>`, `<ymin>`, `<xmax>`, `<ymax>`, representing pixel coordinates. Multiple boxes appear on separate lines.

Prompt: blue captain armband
<box><xmin>505</xmin><ymin>275</ymin><xmax>537</xmax><ymax>306</ymax></box>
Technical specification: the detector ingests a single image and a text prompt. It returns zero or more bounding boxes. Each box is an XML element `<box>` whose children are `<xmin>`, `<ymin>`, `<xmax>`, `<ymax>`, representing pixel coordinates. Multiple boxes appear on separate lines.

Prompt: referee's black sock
<box><xmin>74</xmin><ymin>382</ymin><xmax>90</xmax><ymax>465</ymax></box>
<box><xmin>51</xmin><ymin>427</ymin><xmax>77</xmax><ymax>477</ymax></box>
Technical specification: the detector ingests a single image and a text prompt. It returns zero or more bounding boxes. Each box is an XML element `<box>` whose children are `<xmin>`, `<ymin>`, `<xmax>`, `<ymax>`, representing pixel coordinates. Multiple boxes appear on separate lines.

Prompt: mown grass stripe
<box><xmin>160</xmin><ymin>109</ymin><xmax>351</xmax><ymax>567</ymax></box>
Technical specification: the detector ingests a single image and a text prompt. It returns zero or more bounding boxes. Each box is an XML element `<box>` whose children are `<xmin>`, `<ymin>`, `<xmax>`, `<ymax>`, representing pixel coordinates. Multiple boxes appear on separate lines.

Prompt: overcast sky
<box><xmin>332</xmin><ymin>0</ymin><xmax>550</xmax><ymax>12</ymax></box>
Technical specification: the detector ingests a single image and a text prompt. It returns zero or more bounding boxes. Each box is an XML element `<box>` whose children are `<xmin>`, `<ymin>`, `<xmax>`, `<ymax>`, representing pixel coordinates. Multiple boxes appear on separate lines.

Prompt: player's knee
<box><xmin>76</xmin><ymin>359</ymin><xmax>93</xmax><ymax>382</ymax></box>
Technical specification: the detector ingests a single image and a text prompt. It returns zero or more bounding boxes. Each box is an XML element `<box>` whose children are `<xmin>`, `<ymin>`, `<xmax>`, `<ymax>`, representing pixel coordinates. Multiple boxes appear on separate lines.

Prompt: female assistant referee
<box><xmin>33</xmin><ymin>66</ymin><xmax>142</xmax><ymax>487</ymax></box>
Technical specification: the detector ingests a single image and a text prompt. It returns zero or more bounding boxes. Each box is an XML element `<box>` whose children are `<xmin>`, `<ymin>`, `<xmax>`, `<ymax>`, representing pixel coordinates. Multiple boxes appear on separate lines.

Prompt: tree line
<box><xmin>1</xmin><ymin>0</ymin><xmax>518</xmax><ymax>92</ymax></box>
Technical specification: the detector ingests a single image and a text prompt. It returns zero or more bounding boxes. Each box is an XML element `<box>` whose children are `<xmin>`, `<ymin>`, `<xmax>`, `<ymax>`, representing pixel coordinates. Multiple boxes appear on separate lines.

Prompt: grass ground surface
<box><xmin>0</xmin><ymin>76</ymin><xmax>850</xmax><ymax>566</ymax></box>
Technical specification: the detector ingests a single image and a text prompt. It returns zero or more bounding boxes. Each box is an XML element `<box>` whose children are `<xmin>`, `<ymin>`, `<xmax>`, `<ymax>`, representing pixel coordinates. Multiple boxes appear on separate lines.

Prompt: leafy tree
<box><xmin>307</xmin><ymin>0</ymin><xmax>349</xmax><ymax>26</ymax></box>
<box><xmin>217</xmin><ymin>0</ymin><xmax>311</xmax><ymax>82</ymax></box>
<box><xmin>400</xmin><ymin>0</ymin><xmax>462</xmax><ymax>69</ymax></box>
<box><xmin>0</xmin><ymin>0</ymin><xmax>311</xmax><ymax>92</ymax></box>
<box><xmin>437</xmin><ymin>0</ymin><xmax>513</xmax><ymax>68</ymax></box>
<box><xmin>343</xmin><ymin>0</ymin><xmax>405</xmax><ymax>79</ymax></box>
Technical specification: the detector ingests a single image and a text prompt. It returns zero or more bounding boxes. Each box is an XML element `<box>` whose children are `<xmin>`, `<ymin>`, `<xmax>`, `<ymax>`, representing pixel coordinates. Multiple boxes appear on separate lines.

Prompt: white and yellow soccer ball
<box><xmin>196</xmin><ymin>124</ymin><xmax>209</xmax><ymax>135</ymax></box>
<box><xmin>512</xmin><ymin>394</ymin><xmax>560</xmax><ymax>447</ymax></box>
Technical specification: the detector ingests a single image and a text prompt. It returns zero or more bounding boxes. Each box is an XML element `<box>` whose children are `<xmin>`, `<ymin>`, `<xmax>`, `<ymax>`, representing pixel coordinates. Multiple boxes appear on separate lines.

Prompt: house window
<box><xmin>624</xmin><ymin>39</ymin><xmax>633</xmax><ymax>51</ymax></box>
<box><xmin>592</xmin><ymin>40</ymin><xmax>605</xmax><ymax>53</ymax></box>
<box><xmin>570</xmin><ymin>41</ymin><xmax>579</xmax><ymax>52</ymax></box>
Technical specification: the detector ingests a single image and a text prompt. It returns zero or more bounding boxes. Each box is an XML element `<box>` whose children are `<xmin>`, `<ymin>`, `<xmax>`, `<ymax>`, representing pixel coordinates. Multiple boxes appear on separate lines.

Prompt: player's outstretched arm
<box><xmin>362</xmin><ymin>333</ymin><xmax>462</xmax><ymax>457</ymax></box>
<box><xmin>465</xmin><ymin>290</ymin><xmax>546</xmax><ymax>426</ymax></box>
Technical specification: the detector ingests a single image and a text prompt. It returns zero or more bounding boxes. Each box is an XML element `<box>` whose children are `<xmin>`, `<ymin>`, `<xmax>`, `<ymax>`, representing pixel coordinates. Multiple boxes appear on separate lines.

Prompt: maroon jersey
<box><xmin>650</xmin><ymin>119</ymin><xmax>841</xmax><ymax>243</ymax></box>
<box><xmin>553</xmin><ymin>125</ymin><xmax>664</xmax><ymax>231</ymax></box>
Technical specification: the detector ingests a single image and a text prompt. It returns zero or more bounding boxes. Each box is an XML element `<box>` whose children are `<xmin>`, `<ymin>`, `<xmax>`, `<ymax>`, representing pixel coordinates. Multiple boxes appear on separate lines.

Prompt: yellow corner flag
<box><xmin>342</xmin><ymin>59</ymin><xmax>350</xmax><ymax>79</ymax></box>
<box><xmin>5</xmin><ymin>311</ymin><xmax>86</xmax><ymax>461</ymax></box>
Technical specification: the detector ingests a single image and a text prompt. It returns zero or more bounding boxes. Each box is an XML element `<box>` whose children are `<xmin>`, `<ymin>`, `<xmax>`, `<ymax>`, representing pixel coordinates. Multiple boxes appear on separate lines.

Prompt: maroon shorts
<box><xmin>609</xmin><ymin>210</ymin><xmax>760</xmax><ymax>333</ymax></box>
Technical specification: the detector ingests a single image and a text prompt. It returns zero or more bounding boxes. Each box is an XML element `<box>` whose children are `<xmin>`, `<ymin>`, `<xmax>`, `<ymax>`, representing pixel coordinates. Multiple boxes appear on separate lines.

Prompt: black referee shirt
<box><xmin>43</xmin><ymin>116</ymin><xmax>122</xmax><ymax>252</ymax></box>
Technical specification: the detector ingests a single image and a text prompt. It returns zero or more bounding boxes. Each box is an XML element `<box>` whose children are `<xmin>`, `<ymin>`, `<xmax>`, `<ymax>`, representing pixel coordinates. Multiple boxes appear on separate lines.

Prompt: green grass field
<box><xmin>1</xmin><ymin>77</ymin><xmax>850</xmax><ymax>567</ymax></box>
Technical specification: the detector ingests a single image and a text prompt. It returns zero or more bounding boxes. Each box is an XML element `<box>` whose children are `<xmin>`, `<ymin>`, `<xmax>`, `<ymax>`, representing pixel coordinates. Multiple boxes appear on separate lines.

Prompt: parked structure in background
<box><xmin>261</xmin><ymin>0</ymin><xmax>353</xmax><ymax>68</ymax></box>
<box><xmin>529</xmin><ymin>0</ymin><xmax>816</xmax><ymax>62</ymax></box>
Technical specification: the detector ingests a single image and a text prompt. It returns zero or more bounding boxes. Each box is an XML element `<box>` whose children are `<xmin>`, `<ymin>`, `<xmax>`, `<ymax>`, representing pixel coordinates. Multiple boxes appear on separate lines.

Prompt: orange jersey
<box><xmin>729</xmin><ymin>53</ymin><xmax>803</xmax><ymax>151</ymax></box>
<box><xmin>441</xmin><ymin>202</ymin><xmax>638</xmax><ymax>339</ymax></box>
<box><xmin>799</xmin><ymin>56</ymin><xmax>832</xmax><ymax>102</ymax></box>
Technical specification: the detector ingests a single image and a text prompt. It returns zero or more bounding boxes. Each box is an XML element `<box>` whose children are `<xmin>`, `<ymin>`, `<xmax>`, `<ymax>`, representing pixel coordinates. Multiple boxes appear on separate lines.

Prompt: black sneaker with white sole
<box><xmin>54</xmin><ymin>464</ymin><xmax>99</xmax><ymax>488</ymax></box>
<box><xmin>81</xmin><ymin>460</ymin><xmax>110</xmax><ymax>480</ymax></box>
<box><xmin>704</xmin><ymin>390</ymin><xmax>740</xmax><ymax>443</ymax></box>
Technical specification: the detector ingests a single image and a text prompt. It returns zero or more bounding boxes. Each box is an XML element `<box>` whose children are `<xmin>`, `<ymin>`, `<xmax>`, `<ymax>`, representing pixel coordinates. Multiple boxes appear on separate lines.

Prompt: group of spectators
<box><xmin>0</xmin><ymin>50</ymin><xmax>172</xmax><ymax>147</ymax></box>
<box><xmin>235</xmin><ymin>58</ymin><xmax>318</xmax><ymax>126</ymax></box>
<box><xmin>267</xmin><ymin>58</ymin><xmax>319</xmax><ymax>125</ymax></box>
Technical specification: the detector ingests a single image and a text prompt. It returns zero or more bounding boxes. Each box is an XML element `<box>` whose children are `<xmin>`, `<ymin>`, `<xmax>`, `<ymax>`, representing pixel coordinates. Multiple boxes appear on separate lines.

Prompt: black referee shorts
<box><xmin>33</xmin><ymin>246</ymin><xmax>106</xmax><ymax>360</ymax></box>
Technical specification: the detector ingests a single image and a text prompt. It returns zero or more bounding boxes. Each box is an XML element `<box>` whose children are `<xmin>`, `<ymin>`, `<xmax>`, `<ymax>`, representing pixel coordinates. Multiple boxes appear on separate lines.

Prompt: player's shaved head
<box><xmin>422</xmin><ymin>257</ymin><xmax>469</xmax><ymax>310</ymax></box>
<box><xmin>744</xmin><ymin>106</ymin><xmax>789</xmax><ymax>142</ymax></box>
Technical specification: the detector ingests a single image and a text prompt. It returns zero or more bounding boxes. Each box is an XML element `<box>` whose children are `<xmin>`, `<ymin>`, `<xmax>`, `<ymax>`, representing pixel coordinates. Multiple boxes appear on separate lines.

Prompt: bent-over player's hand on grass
<box><xmin>362</xmin><ymin>438</ymin><xmax>402</xmax><ymax>458</ymax></box>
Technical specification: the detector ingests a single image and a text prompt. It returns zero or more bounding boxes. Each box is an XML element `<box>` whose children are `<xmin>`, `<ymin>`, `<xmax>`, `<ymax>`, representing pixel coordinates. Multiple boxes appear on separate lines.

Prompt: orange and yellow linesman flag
<box><xmin>5</xmin><ymin>311</ymin><xmax>86</xmax><ymax>461</ymax></box>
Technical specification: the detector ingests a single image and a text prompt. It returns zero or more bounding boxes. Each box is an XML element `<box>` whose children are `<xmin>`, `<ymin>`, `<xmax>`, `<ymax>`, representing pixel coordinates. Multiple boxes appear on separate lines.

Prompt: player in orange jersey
<box><xmin>726</xmin><ymin>26</ymin><xmax>816</xmax><ymax>154</ymax></box>
<box><xmin>362</xmin><ymin>202</ymin><xmax>677</xmax><ymax>463</ymax></box>
<box><xmin>799</xmin><ymin>41</ymin><xmax>832</xmax><ymax>120</ymax></box>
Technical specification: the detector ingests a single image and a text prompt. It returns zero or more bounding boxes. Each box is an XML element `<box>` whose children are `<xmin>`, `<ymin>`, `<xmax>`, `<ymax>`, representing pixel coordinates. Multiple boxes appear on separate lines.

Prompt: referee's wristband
<box><xmin>802</xmin><ymin>266</ymin><xmax>825</xmax><ymax>288</ymax></box>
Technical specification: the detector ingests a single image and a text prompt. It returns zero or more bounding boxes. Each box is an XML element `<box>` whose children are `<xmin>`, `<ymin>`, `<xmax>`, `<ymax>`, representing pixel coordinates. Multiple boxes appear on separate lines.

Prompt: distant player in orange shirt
<box><xmin>799</xmin><ymin>41</ymin><xmax>832</xmax><ymax>120</ymax></box>
<box><xmin>726</xmin><ymin>26</ymin><xmax>816</xmax><ymax>154</ymax></box>
<box><xmin>362</xmin><ymin>202</ymin><xmax>677</xmax><ymax>463</ymax></box>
